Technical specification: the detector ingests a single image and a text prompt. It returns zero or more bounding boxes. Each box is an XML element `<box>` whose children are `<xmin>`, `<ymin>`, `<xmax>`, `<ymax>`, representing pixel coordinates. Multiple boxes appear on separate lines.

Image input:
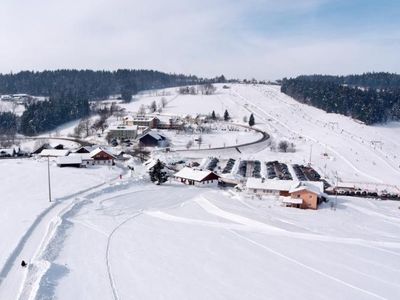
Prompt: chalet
<box><xmin>56</xmin><ymin>156</ymin><xmax>84</xmax><ymax>168</ymax></box>
<box><xmin>174</xmin><ymin>167</ymin><xmax>220</xmax><ymax>186</ymax></box>
<box><xmin>287</xmin><ymin>183</ymin><xmax>324</xmax><ymax>210</ymax></box>
<box><xmin>88</xmin><ymin>148</ymin><xmax>116</xmax><ymax>165</ymax></box>
<box><xmin>39</xmin><ymin>149</ymin><xmax>70</xmax><ymax>157</ymax></box>
<box><xmin>138</xmin><ymin>131</ymin><xmax>167</xmax><ymax>147</ymax></box>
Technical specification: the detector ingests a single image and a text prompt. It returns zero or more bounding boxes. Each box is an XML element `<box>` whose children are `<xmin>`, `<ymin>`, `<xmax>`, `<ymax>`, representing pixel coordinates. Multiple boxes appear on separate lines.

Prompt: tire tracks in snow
<box><xmin>106</xmin><ymin>211</ymin><xmax>143</xmax><ymax>300</ymax></box>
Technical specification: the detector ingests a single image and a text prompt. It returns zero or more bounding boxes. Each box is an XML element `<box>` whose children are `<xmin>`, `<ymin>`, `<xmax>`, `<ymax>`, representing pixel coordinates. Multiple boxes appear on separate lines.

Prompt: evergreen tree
<box><xmin>224</xmin><ymin>109</ymin><xmax>230</xmax><ymax>121</ymax></box>
<box><xmin>149</xmin><ymin>160</ymin><xmax>168</xmax><ymax>185</ymax></box>
<box><xmin>249</xmin><ymin>113</ymin><xmax>255</xmax><ymax>126</ymax></box>
<box><xmin>211</xmin><ymin>110</ymin><xmax>216</xmax><ymax>120</ymax></box>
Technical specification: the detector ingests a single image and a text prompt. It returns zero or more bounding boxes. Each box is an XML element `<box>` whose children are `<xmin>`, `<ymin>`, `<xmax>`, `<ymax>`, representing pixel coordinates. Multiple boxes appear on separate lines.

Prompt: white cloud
<box><xmin>0</xmin><ymin>0</ymin><xmax>398</xmax><ymax>79</ymax></box>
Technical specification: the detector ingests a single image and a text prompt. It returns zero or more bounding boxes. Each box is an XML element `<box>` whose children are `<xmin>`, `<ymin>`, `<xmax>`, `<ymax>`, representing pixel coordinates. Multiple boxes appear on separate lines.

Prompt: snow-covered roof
<box><xmin>73</xmin><ymin>146</ymin><xmax>95</xmax><ymax>153</ymax></box>
<box><xmin>109</xmin><ymin>124</ymin><xmax>138</xmax><ymax>131</ymax></box>
<box><xmin>144</xmin><ymin>158</ymin><xmax>158</xmax><ymax>170</ymax></box>
<box><xmin>39</xmin><ymin>149</ymin><xmax>70</xmax><ymax>157</ymax></box>
<box><xmin>56</xmin><ymin>156</ymin><xmax>82</xmax><ymax>165</ymax></box>
<box><xmin>0</xmin><ymin>148</ymin><xmax>15</xmax><ymax>155</ymax></box>
<box><xmin>246</xmin><ymin>178</ymin><xmax>298</xmax><ymax>191</ymax></box>
<box><xmin>289</xmin><ymin>184</ymin><xmax>322</xmax><ymax>195</ymax></box>
<box><xmin>139</xmin><ymin>131</ymin><xmax>166</xmax><ymax>141</ymax></box>
<box><xmin>89</xmin><ymin>147</ymin><xmax>116</xmax><ymax>159</ymax></box>
<box><xmin>174</xmin><ymin>167</ymin><xmax>219</xmax><ymax>182</ymax></box>
<box><xmin>123</xmin><ymin>115</ymin><xmax>134</xmax><ymax>121</ymax></box>
<box><xmin>133</xmin><ymin>115</ymin><xmax>158</xmax><ymax>121</ymax></box>
<box><xmin>69</xmin><ymin>153</ymin><xmax>94</xmax><ymax>160</ymax></box>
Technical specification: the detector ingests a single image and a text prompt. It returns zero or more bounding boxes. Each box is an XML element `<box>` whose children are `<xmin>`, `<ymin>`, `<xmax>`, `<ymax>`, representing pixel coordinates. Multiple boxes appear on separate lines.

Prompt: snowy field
<box><xmin>1</xmin><ymin>83</ymin><xmax>400</xmax><ymax>299</ymax></box>
<box><xmin>4</xmin><ymin>181</ymin><xmax>399</xmax><ymax>300</ymax></box>
<box><xmin>0</xmin><ymin>100</ymin><xmax>25</xmax><ymax>116</ymax></box>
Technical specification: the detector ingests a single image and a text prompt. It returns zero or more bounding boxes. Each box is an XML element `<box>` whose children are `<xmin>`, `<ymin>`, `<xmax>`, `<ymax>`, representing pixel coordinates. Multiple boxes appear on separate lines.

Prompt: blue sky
<box><xmin>0</xmin><ymin>0</ymin><xmax>399</xmax><ymax>79</ymax></box>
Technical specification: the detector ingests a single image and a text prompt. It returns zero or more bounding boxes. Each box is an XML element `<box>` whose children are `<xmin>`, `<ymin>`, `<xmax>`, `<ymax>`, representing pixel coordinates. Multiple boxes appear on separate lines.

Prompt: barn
<box><xmin>138</xmin><ymin>131</ymin><xmax>167</xmax><ymax>147</ymax></box>
<box><xmin>174</xmin><ymin>167</ymin><xmax>220</xmax><ymax>186</ymax></box>
<box><xmin>56</xmin><ymin>156</ymin><xmax>83</xmax><ymax>168</ymax></box>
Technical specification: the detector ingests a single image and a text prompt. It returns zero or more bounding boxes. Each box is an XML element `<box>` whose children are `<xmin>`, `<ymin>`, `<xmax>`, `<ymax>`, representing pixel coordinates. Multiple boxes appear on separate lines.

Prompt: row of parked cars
<box><xmin>238</xmin><ymin>160</ymin><xmax>247</xmax><ymax>177</ymax></box>
<box><xmin>266</xmin><ymin>161</ymin><xmax>292</xmax><ymax>180</ymax></box>
<box><xmin>222</xmin><ymin>159</ymin><xmax>236</xmax><ymax>174</ymax></box>
<box><xmin>252</xmin><ymin>161</ymin><xmax>261</xmax><ymax>178</ymax></box>
<box><xmin>207</xmin><ymin>157</ymin><xmax>219</xmax><ymax>171</ymax></box>
<box><xmin>293</xmin><ymin>164</ymin><xmax>321</xmax><ymax>181</ymax></box>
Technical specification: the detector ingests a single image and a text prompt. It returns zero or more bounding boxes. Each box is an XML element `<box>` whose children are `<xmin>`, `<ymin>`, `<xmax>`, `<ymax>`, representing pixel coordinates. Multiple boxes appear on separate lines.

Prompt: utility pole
<box><xmin>47</xmin><ymin>156</ymin><xmax>52</xmax><ymax>202</ymax></box>
<box><xmin>308</xmin><ymin>144</ymin><xmax>313</xmax><ymax>166</ymax></box>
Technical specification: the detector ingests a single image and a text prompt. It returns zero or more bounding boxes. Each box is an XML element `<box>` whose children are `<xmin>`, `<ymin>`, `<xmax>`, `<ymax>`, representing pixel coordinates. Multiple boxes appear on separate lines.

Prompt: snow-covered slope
<box><xmin>1</xmin><ymin>83</ymin><xmax>400</xmax><ymax>300</ymax></box>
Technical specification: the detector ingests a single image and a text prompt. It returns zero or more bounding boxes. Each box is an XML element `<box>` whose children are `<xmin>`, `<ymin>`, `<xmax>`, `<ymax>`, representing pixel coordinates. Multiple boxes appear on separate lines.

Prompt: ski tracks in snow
<box><xmin>13</xmin><ymin>175</ymin><xmax>133</xmax><ymax>300</ymax></box>
<box><xmin>230</xmin><ymin>87</ymin><xmax>384</xmax><ymax>183</ymax></box>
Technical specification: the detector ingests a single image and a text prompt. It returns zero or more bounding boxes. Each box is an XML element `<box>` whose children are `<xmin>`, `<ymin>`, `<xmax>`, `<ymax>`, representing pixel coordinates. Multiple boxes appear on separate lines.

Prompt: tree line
<box><xmin>0</xmin><ymin>69</ymin><xmax>212</xmax><ymax>135</ymax></box>
<box><xmin>281</xmin><ymin>73</ymin><xmax>400</xmax><ymax>124</ymax></box>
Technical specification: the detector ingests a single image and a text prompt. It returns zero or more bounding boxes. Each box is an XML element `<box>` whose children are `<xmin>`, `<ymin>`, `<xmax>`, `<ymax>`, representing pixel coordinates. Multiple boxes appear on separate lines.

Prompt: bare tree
<box><xmin>186</xmin><ymin>140</ymin><xmax>193</xmax><ymax>150</ymax></box>
<box><xmin>278</xmin><ymin>140</ymin><xmax>289</xmax><ymax>152</ymax></box>
<box><xmin>138</xmin><ymin>104</ymin><xmax>146</xmax><ymax>115</ymax></box>
<box><xmin>160</xmin><ymin>97</ymin><xmax>168</xmax><ymax>108</ymax></box>
<box><xmin>197</xmin><ymin>135</ymin><xmax>203</xmax><ymax>149</ymax></box>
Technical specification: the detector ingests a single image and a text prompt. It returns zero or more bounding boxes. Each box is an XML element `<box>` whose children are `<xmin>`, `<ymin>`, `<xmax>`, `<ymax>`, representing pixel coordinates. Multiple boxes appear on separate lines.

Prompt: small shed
<box><xmin>174</xmin><ymin>167</ymin><xmax>220</xmax><ymax>186</ymax></box>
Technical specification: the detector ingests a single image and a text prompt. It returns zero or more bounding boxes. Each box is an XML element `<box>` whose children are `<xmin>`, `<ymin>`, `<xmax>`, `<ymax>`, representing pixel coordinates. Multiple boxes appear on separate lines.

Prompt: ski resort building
<box><xmin>174</xmin><ymin>167</ymin><xmax>220</xmax><ymax>186</ymax></box>
<box><xmin>108</xmin><ymin>124</ymin><xmax>138</xmax><ymax>140</ymax></box>
<box><xmin>246</xmin><ymin>178</ymin><xmax>325</xmax><ymax>209</ymax></box>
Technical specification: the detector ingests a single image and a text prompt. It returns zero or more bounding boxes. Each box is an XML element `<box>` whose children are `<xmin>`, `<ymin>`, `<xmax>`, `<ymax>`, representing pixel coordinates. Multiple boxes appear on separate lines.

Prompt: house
<box><xmin>288</xmin><ymin>183</ymin><xmax>324</xmax><ymax>210</ymax></box>
<box><xmin>108</xmin><ymin>124</ymin><xmax>138</xmax><ymax>140</ymax></box>
<box><xmin>246</xmin><ymin>178</ymin><xmax>325</xmax><ymax>209</ymax></box>
<box><xmin>138</xmin><ymin>131</ymin><xmax>167</xmax><ymax>147</ymax></box>
<box><xmin>39</xmin><ymin>149</ymin><xmax>70</xmax><ymax>157</ymax></box>
<box><xmin>56</xmin><ymin>156</ymin><xmax>84</xmax><ymax>168</ymax></box>
<box><xmin>174</xmin><ymin>167</ymin><xmax>220</xmax><ymax>186</ymax></box>
<box><xmin>132</xmin><ymin>116</ymin><xmax>160</xmax><ymax>128</ymax></box>
<box><xmin>246</xmin><ymin>178</ymin><xmax>297</xmax><ymax>196</ymax></box>
<box><xmin>88</xmin><ymin>147</ymin><xmax>116</xmax><ymax>165</ymax></box>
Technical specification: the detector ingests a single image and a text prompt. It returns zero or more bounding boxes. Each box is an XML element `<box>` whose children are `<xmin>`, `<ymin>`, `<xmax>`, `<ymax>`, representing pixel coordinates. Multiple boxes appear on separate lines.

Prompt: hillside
<box><xmin>0</xmin><ymin>83</ymin><xmax>399</xmax><ymax>300</ymax></box>
<box><xmin>281</xmin><ymin>73</ymin><xmax>400</xmax><ymax>124</ymax></box>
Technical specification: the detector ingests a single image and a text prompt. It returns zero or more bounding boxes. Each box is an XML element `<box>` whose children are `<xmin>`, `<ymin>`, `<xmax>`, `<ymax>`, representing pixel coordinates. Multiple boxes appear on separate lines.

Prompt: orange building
<box><xmin>289</xmin><ymin>186</ymin><xmax>320</xmax><ymax>210</ymax></box>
